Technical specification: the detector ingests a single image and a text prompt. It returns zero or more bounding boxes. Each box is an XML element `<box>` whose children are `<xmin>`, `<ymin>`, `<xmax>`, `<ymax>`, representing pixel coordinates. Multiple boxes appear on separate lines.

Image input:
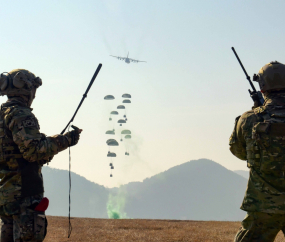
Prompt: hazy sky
<box><xmin>1</xmin><ymin>0</ymin><xmax>285</xmax><ymax>187</ymax></box>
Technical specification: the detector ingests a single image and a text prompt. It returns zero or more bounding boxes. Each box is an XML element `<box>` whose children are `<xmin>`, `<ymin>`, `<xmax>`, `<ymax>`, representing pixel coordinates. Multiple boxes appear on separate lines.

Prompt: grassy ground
<box><xmin>44</xmin><ymin>216</ymin><xmax>285</xmax><ymax>242</ymax></box>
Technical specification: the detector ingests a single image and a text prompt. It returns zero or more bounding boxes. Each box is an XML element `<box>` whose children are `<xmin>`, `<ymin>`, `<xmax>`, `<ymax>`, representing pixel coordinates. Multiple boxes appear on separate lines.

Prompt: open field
<box><xmin>44</xmin><ymin>216</ymin><xmax>285</xmax><ymax>242</ymax></box>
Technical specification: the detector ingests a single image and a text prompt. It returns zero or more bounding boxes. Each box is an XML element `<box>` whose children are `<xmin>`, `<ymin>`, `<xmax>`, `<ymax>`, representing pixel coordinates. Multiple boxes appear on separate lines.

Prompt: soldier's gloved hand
<box><xmin>63</xmin><ymin>125</ymin><xmax>83</xmax><ymax>147</ymax></box>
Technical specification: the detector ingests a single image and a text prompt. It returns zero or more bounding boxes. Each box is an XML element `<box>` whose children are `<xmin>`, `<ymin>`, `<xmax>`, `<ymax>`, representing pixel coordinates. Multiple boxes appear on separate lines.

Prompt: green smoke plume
<box><xmin>107</xmin><ymin>190</ymin><xmax>128</xmax><ymax>219</ymax></box>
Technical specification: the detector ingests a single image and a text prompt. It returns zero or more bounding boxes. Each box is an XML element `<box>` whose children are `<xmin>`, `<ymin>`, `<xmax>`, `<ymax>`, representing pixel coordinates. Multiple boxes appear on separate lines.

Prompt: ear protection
<box><xmin>13</xmin><ymin>72</ymin><xmax>30</xmax><ymax>89</ymax></box>
<box><xmin>0</xmin><ymin>71</ymin><xmax>41</xmax><ymax>91</ymax></box>
<box><xmin>0</xmin><ymin>72</ymin><xmax>10</xmax><ymax>91</ymax></box>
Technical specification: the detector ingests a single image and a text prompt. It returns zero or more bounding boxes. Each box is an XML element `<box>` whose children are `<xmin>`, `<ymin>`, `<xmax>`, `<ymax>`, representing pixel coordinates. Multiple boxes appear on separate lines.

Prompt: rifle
<box><xmin>61</xmin><ymin>63</ymin><xmax>102</xmax><ymax>134</ymax></box>
<box><xmin>231</xmin><ymin>47</ymin><xmax>264</xmax><ymax>107</ymax></box>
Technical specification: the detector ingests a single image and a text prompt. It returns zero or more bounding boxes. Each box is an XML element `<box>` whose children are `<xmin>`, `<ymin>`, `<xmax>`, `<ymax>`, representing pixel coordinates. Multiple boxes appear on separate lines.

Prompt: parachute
<box><xmin>122</xmin><ymin>94</ymin><xmax>131</xmax><ymax>98</ymax></box>
<box><xmin>106</xmin><ymin>130</ymin><xmax>115</xmax><ymax>135</ymax></box>
<box><xmin>120</xmin><ymin>130</ymin><xmax>131</xmax><ymax>141</ymax></box>
<box><xmin>109</xmin><ymin>111</ymin><xmax>119</xmax><ymax>122</ymax></box>
<box><xmin>121</xmin><ymin>130</ymin><xmax>131</xmax><ymax>135</ymax></box>
<box><xmin>106</xmin><ymin>139</ymin><xmax>119</xmax><ymax>146</ymax></box>
<box><xmin>118</xmin><ymin>119</ymin><xmax>126</xmax><ymax>124</ymax></box>
<box><xmin>106</xmin><ymin>139</ymin><xmax>117</xmax><ymax>177</ymax></box>
<box><xmin>104</xmin><ymin>95</ymin><xmax>115</xmax><ymax>100</ymax></box>
<box><xmin>118</xmin><ymin>119</ymin><xmax>126</xmax><ymax>126</ymax></box>
<box><xmin>121</xmin><ymin>96</ymin><xmax>131</xmax><ymax>119</ymax></box>
<box><xmin>107</xmin><ymin>152</ymin><xmax>116</xmax><ymax>157</ymax></box>
<box><xmin>104</xmin><ymin>93</ymin><xmax>134</xmax><ymax>177</ymax></box>
<box><xmin>123</xmin><ymin>99</ymin><xmax>131</xmax><ymax>104</ymax></box>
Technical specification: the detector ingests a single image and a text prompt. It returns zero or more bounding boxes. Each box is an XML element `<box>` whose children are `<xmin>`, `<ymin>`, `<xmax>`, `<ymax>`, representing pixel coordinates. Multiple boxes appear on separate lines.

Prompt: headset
<box><xmin>0</xmin><ymin>71</ymin><xmax>42</xmax><ymax>93</ymax></box>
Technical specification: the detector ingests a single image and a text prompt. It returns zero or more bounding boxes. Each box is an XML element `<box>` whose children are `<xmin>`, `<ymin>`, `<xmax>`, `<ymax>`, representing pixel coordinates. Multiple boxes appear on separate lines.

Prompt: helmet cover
<box><xmin>254</xmin><ymin>61</ymin><xmax>285</xmax><ymax>92</ymax></box>
<box><xmin>0</xmin><ymin>69</ymin><xmax>42</xmax><ymax>104</ymax></box>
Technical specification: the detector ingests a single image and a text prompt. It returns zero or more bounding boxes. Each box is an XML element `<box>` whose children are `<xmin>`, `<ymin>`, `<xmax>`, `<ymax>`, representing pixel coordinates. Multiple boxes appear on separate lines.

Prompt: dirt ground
<box><xmin>44</xmin><ymin>216</ymin><xmax>285</xmax><ymax>242</ymax></box>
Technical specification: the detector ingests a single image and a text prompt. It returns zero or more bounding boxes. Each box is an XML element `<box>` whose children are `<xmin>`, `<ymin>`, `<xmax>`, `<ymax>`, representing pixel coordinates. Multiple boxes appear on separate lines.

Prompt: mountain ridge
<box><xmin>43</xmin><ymin>159</ymin><xmax>247</xmax><ymax>221</ymax></box>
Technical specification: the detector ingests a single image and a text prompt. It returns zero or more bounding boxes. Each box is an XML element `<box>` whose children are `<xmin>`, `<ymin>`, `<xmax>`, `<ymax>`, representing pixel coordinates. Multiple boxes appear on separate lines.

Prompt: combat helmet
<box><xmin>254</xmin><ymin>61</ymin><xmax>285</xmax><ymax>92</ymax></box>
<box><xmin>0</xmin><ymin>69</ymin><xmax>42</xmax><ymax>106</ymax></box>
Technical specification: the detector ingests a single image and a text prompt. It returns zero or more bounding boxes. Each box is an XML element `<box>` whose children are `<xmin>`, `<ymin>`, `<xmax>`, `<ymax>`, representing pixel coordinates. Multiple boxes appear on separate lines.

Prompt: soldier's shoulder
<box><xmin>239</xmin><ymin>109</ymin><xmax>259</xmax><ymax>121</ymax></box>
<box><xmin>3</xmin><ymin>105</ymin><xmax>33</xmax><ymax>117</ymax></box>
<box><xmin>2</xmin><ymin>105</ymin><xmax>35</xmax><ymax>126</ymax></box>
<box><xmin>237</xmin><ymin>110</ymin><xmax>259</xmax><ymax>130</ymax></box>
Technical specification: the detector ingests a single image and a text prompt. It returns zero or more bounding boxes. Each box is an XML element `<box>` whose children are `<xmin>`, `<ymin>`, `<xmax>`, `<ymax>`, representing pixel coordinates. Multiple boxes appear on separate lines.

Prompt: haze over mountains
<box><xmin>43</xmin><ymin>159</ymin><xmax>248</xmax><ymax>221</ymax></box>
<box><xmin>234</xmin><ymin>170</ymin><xmax>249</xmax><ymax>180</ymax></box>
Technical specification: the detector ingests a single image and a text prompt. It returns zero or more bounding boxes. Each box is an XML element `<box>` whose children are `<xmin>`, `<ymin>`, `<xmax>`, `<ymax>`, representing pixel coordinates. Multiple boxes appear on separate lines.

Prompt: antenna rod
<box><xmin>231</xmin><ymin>47</ymin><xmax>256</xmax><ymax>92</ymax></box>
<box><xmin>61</xmin><ymin>63</ymin><xmax>102</xmax><ymax>134</ymax></box>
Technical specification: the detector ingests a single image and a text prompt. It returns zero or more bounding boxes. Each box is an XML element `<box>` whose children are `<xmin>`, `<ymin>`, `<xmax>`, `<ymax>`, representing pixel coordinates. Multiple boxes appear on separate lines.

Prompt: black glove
<box><xmin>64</xmin><ymin>125</ymin><xmax>81</xmax><ymax>146</ymax></box>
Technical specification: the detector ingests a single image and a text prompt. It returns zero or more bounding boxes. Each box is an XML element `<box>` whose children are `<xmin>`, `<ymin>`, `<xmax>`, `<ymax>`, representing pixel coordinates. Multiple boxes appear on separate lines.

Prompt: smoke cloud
<box><xmin>106</xmin><ymin>188</ymin><xmax>128</xmax><ymax>219</ymax></box>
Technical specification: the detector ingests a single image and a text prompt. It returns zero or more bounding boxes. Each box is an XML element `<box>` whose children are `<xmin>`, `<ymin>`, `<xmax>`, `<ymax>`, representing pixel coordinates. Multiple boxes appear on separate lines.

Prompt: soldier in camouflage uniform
<box><xmin>230</xmin><ymin>61</ymin><xmax>285</xmax><ymax>241</ymax></box>
<box><xmin>0</xmin><ymin>69</ymin><xmax>82</xmax><ymax>242</ymax></box>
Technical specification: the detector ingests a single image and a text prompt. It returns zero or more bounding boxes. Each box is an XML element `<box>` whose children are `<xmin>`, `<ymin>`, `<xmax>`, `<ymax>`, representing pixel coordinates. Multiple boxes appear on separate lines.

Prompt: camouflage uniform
<box><xmin>0</xmin><ymin>69</ymin><xmax>81</xmax><ymax>241</ymax></box>
<box><xmin>230</xmin><ymin>62</ymin><xmax>285</xmax><ymax>241</ymax></box>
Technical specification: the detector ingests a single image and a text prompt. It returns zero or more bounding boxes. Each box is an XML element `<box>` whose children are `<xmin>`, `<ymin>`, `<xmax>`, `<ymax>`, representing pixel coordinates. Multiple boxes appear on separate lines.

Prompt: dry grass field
<box><xmin>44</xmin><ymin>216</ymin><xmax>285</xmax><ymax>242</ymax></box>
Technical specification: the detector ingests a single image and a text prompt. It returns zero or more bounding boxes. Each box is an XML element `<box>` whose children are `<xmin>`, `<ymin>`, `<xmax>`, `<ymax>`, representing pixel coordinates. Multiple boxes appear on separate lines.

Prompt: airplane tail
<box><xmin>127</xmin><ymin>52</ymin><xmax>129</xmax><ymax>58</ymax></box>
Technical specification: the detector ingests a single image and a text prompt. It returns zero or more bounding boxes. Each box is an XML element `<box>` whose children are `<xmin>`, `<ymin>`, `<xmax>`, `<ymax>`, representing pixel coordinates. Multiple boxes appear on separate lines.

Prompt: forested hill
<box><xmin>43</xmin><ymin>159</ymin><xmax>247</xmax><ymax>221</ymax></box>
<box><xmin>42</xmin><ymin>167</ymin><xmax>109</xmax><ymax>218</ymax></box>
<box><xmin>117</xmin><ymin>159</ymin><xmax>247</xmax><ymax>220</ymax></box>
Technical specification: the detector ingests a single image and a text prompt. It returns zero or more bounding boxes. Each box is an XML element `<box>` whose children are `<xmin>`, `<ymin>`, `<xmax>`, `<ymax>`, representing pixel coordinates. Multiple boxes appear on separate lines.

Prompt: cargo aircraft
<box><xmin>110</xmin><ymin>52</ymin><xmax>146</xmax><ymax>64</ymax></box>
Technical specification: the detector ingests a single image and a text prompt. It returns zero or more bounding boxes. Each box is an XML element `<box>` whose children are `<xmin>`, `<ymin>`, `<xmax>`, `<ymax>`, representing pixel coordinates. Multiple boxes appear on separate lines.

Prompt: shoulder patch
<box><xmin>22</xmin><ymin>118</ymin><xmax>40</xmax><ymax>129</ymax></box>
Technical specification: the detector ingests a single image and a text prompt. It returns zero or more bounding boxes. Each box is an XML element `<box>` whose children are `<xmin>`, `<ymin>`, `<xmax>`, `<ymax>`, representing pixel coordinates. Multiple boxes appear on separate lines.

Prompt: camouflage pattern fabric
<box><xmin>254</xmin><ymin>61</ymin><xmax>285</xmax><ymax>93</ymax></box>
<box><xmin>0</xmin><ymin>97</ymin><xmax>72</xmax><ymax>205</ymax></box>
<box><xmin>0</xmin><ymin>96</ymin><xmax>79</xmax><ymax>241</ymax></box>
<box><xmin>0</xmin><ymin>194</ymin><xmax>47</xmax><ymax>242</ymax></box>
<box><xmin>234</xmin><ymin>212</ymin><xmax>285</xmax><ymax>242</ymax></box>
<box><xmin>2</xmin><ymin>98</ymin><xmax>70</xmax><ymax>163</ymax></box>
<box><xmin>230</xmin><ymin>92</ymin><xmax>285</xmax><ymax>240</ymax></box>
<box><xmin>230</xmin><ymin>92</ymin><xmax>285</xmax><ymax>214</ymax></box>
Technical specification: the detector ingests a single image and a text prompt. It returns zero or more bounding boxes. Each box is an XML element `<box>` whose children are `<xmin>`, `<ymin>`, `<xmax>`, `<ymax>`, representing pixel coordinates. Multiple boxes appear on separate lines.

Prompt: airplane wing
<box><xmin>110</xmin><ymin>55</ymin><xmax>126</xmax><ymax>61</ymax></box>
<box><xmin>128</xmin><ymin>58</ymin><xmax>147</xmax><ymax>63</ymax></box>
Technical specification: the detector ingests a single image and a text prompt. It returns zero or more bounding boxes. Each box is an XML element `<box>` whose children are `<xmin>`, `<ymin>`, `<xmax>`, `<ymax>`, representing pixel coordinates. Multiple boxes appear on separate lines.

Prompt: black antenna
<box><xmin>61</xmin><ymin>64</ymin><xmax>102</xmax><ymax>239</ymax></box>
<box><xmin>231</xmin><ymin>47</ymin><xmax>256</xmax><ymax>92</ymax></box>
<box><xmin>61</xmin><ymin>63</ymin><xmax>102</xmax><ymax>134</ymax></box>
<box><xmin>231</xmin><ymin>47</ymin><xmax>264</xmax><ymax>106</ymax></box>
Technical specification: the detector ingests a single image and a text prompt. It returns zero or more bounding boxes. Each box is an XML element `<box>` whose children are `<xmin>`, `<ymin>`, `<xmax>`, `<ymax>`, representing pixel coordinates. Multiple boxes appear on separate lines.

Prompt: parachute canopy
<box><xmin>106</xmin><ymin>139</ymin><xmax>119</xmax><ymax>146</ymax></box>
<box><xmin>118</xmin><ymin>119</ymin><xmax>126</xmax><ymax>124</ymax></box>
<box><xmin>123</xmin><ymin>99</ymin><xmax>131</xmax><ymax>104</ymax></box>
<box><xmin>117</xmin><ymin>105</ymin><xmax>125</xmax><ymax>109</ymax></box>
<box><xmin>121</xmin><ymin>130</ymin><xmax>131</xmax><ymax>135</ymax></box>
<box><xmin>110</xmin><ymin>111</ymin><xmax>119</xmax><ymax>115</ymax></box>
<box><xmin>107</xmin><ymin>152</ymin><xmax>116</xmax><ymax>157</ymax></box>
<box><xmin>104</xmin><ymin>95</ymin><xmax>115</xmax><ymax>100</ymax></box>
<box><xmin>122</xmin><ymin>94</ymin><xmax>131</xmax><ymax>98</ymax></box>
<box><xmin>106</xmin><ymin>130</ymin><xmax>115</xmax><ymax>135</ymax></box>
<box><xmin>125</xmin><ymin>135</ymin><xmax>131</xmax><ymax>139</ymax></box>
